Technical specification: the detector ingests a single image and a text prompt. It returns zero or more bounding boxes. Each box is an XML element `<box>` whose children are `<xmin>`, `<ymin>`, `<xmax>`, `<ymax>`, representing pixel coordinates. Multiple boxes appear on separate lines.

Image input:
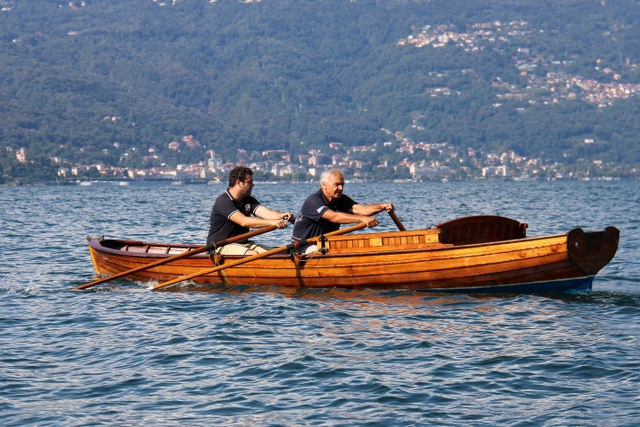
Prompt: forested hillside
<box><xmin>2</xmin><ymin>0</ymin><xmax>640</xmax><ymax>182</ymax></box>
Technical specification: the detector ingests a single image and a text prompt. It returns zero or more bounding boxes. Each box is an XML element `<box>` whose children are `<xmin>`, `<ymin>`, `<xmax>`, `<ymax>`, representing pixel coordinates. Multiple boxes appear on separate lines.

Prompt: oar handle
<box><xmin>152</xmin><ymin>222</ymin><xmax>368</xmax><ymax>290</ymax></box>
<box><xmin>388</xmin><ymin>211</ymin><xmax>406</xmax><ymax>231</ymax></box>
<box><xmin>75</xmin><ymin>225</ymin><xmax>278</xmax><ymax>290</ymax></box>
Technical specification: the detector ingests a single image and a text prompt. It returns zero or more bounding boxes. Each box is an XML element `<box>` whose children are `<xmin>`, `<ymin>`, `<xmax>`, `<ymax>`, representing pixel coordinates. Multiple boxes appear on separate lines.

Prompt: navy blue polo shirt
<box><xmin>291</xmin><ymin>189</ymin><xmax>357</xmax><ymax>242</ymax></box>
<box><xmin>207</xmin><ymin>190</ymin><xmax>261</xmax><ymax>246</ymax></box>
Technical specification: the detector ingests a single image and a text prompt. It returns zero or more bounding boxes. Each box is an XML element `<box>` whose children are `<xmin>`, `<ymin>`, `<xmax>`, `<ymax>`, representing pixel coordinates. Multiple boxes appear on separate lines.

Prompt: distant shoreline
<box><xmin>2</xmin><ymin>176</ymin><xmax>631</xmax><ymax>187</ymax></box>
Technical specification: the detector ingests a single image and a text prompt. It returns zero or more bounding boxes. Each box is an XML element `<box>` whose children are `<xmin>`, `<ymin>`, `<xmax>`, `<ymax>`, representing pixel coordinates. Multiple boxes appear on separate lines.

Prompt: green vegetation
<box><xmin>2</xmin><ymin>0</ymin><xmax>640</xmax><ymax>183</ymax></box>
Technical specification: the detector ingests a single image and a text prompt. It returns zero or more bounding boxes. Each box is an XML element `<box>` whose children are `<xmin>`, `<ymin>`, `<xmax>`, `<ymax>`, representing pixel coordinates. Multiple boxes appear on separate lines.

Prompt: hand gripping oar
<box><xmin>388</xmin><ymin>211</ymin><xmax>406</xmax><ymax>231</ymax></box>
<box><xmin>151</xmin><ymin>222</ymin><xmax>368</xmax><ymax>291</ymax></box>
<box><xmin>74</xmin><ymin>225</ymin><xmax>278</xmax><ymax>290</ymax></box>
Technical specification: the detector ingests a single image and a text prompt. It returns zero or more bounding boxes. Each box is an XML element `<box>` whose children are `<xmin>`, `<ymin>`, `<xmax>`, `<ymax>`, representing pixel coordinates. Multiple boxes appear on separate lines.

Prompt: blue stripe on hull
<box><xmin>420</xmin><ymin>276</ymin><xmax>595</xmax><ymax>294</ymax></box>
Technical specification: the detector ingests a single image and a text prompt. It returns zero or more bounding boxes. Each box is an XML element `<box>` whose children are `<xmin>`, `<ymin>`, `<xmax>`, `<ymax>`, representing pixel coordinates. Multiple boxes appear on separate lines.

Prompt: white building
<box><xmin>482</xmin><ymin>165</ymin><xmax>509</xmax><ymax>177</ymax></box>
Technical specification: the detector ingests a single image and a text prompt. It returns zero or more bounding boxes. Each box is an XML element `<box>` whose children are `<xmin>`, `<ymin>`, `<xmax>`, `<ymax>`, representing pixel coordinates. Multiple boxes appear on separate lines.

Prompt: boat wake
<box><xmin>0</xmin><ymin>274</ymin><xmax>41</xmax><ymax>295</ymax></box>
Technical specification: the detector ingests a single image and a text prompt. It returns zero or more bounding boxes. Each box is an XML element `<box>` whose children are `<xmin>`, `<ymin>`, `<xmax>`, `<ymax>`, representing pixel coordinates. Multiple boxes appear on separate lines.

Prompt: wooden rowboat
<box><xmin>86</xmin><ymin>216</ymin><xmax>619</xmax><ymax>293</ymax></box>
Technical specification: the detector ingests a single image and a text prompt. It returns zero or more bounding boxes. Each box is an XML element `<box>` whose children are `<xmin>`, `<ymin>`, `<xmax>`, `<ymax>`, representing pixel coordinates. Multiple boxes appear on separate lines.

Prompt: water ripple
<box><xmin>1</xmin><ymin>182</ymin><xmax>640</xmax><ymax>425</ymax></box>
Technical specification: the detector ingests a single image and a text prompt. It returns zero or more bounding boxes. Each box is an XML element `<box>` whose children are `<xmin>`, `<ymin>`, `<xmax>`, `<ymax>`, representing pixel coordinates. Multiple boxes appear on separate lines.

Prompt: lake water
<box><xmin>1</xmin><ymin>180</ymin><xmax>638</xmax><ymax>426</ymax></box>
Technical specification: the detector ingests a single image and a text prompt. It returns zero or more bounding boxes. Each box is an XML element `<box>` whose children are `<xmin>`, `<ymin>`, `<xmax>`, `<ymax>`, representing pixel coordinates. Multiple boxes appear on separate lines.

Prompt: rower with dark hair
<box><xmin>207</xmin><ymin>166</ymin><xmax>294</xmax><ymax>256</ymax></box>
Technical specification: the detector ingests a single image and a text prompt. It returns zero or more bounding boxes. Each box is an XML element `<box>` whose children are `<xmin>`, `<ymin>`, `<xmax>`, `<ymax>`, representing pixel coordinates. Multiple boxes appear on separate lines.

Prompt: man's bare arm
<box><xmin>351</xmin><ymin>203</ymin><xmax>394</xmax><ymax>216</ymax></box>
<box><xmin>255</xmin><ymin>206</ymin><xmax>295</xmax><ymax>224</ymax></box>
<box><xmin>229</xmin><ymin>212</ymin><xmax>289</xmax><ymax>229</ymax></box>
<box><xmin>321</xmin><ymin>209</ymin><xmax>378</xmax><ymax>228</ymax></box>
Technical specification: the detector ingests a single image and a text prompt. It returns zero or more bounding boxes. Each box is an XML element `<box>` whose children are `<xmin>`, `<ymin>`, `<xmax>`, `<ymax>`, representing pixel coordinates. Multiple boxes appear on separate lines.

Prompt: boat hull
<box><xmin>86</xmin><ymin>216</ymin><xmax>619</xmax><ymax>293</ymax></box>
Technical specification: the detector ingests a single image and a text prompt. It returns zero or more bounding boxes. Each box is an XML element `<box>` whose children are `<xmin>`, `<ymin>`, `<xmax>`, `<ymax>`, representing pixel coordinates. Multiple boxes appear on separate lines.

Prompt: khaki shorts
<box><xmin>215</xmin><ymin>241</ymin><xmax>272</xmax><ymax>256</ymax></box>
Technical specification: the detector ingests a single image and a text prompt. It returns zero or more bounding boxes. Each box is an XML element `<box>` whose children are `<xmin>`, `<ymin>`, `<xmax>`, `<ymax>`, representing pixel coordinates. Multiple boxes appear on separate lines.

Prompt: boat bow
<box><xmin>567</xmin><ymin>226</ymin><xmax>620</xmax><ymax>275</ymax></box>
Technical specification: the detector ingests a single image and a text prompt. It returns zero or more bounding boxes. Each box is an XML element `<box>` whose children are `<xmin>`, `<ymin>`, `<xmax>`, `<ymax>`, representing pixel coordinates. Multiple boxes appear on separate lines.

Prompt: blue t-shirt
<box><xmin>291</xmin><ymin>189</ymin><xmax>357</xmax><ymax>242</ymax></box>
<box><xmin>207</xmin><ymin>190</ymin><xmax>262</xmax><ymax>245</ymax></box>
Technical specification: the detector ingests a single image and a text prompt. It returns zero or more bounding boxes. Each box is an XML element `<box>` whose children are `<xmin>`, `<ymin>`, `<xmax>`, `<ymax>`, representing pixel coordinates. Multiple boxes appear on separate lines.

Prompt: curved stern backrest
<box><xmin>435</xmin><ymin>215</ymin><xmax>528</xmax><ymax>245</ymax></box>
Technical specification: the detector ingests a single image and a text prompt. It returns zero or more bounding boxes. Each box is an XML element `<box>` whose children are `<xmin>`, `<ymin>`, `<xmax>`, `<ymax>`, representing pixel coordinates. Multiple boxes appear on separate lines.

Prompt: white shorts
<box><xmin>216</xmin><ymin>241</ymin><xmax>272</xmax><ymax>256</ymax></box>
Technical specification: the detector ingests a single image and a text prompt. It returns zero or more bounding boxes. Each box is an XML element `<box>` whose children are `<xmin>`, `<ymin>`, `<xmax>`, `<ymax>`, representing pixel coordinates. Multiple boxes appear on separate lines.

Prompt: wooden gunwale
<box><xmin>90</xmin><ymin>231</ymin><xmax>563</xmax><ymax>260</ymax></box>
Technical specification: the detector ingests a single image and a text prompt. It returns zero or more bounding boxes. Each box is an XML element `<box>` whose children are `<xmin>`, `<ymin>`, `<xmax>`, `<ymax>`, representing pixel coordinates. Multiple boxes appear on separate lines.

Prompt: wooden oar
<box><xmin>74</xmin><ymin>225</ymin><xmax>278</xmax><ymax>290</ymax></box>
<box><xmin>152</xmin><ymin>222</ymin><xmax>368</xmax><ymax>291</ymax></box>
<box><xmin>388</xmin><ymin>211</ymin><xmax>406</xmax><ymax>231</ymax></box>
